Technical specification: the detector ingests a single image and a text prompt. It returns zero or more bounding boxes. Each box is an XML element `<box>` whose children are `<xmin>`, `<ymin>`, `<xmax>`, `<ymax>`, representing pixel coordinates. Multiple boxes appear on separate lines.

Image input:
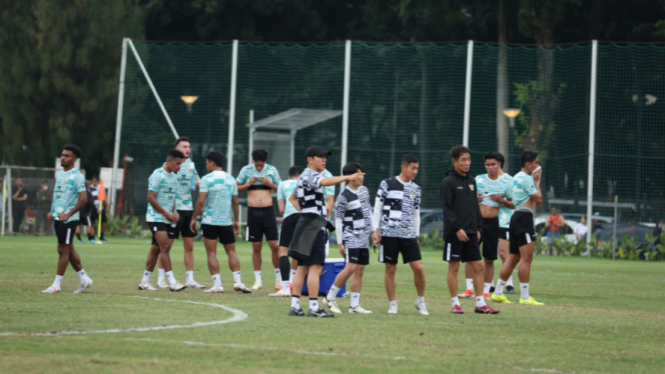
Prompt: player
<box><xmin>322</xmin><ymin>162</ymin><xmax>373</xmax><ymax>314</ymax></box>
<box><xmin>287</xmin><ymin>146</ymin><xmax>363</xmax><ymax>318</ymax></box>
<box><xmin>76</xmin><ymin>183</ymin><xmax>96</xmax><ymax>244</ymax></box>
<box><xmin>189</xmin><ymin>151</ymin><xmax>251</xmax><ymax>293</ymax></box>
<box><xmin>372</xmin><ymin>154</ymin><xmax>428</xmax><ymax>316</ymax></box>
<box><xmin>492</xmin><ymin>151</ymin><xmax>544</xmax><ymax>305</ymax></box>
<box><xmin>88</xmin><ymin>176</ymin><xmax>108</xmax><ymax>243</ymax></box>
<box><xmin>496</xmin><ymin>153</ymin><xmax>515</xmax><ymax>294</ymax></box>
<box><xmin>236</xmin><ymin>149</ymin><xmax>282</xmax><ymax>290</ymax></box>
<box><xmin>138</xmin><ymin>149</ymin><xmax>187</xmax><ymax>292</ymax></box>
<box><xmin>269</xmin><ymin>165</ymin><xmax>302</xmax><ymax>297</ymax></box>
<box><xmin>441</xmin><ymin>146</ymin><xmax>499</xmax><ymax>314</ymax></box>
<box><xmin>157</xmin><ymin>137</ymin><xmax>205</xmax><ymax>289</ymax></box>
<box><xmin>43</xmin><ymin>144</ymin><xmax>94</xmax><ymax>294</ymax></box>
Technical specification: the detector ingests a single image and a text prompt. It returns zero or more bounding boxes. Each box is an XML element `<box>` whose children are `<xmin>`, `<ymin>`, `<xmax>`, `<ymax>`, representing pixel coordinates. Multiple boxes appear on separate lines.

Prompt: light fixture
<box><xmin>180</xmin><ymin>95</ymin><xmax>199</xmax><ymax>112</ymax></box>
<box><xmin>503</xmin><ymin>108</ymin><xmax>521</xmax><ymax>128</ymax></box>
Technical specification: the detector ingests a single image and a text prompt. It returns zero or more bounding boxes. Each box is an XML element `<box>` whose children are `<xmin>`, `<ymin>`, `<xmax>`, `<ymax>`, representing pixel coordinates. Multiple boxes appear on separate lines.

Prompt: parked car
<box><xmin>534</xmin><ymin>214</ymin><xmax>579</xmax><ymax>243</ymax></box>
<box><xmin>420</xmin><ymin>208</ymin><xmax>443</xmax><ymax>236</ymax></box>
<box><xmin>594</xmin><ymin>223</ymin><xmax>652</xmax><ymax>247</ymax></box>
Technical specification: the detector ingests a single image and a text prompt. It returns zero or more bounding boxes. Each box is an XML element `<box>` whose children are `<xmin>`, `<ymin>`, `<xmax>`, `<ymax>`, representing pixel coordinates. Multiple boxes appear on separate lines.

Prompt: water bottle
<box><xmin>190</xmin><ymin>172</ymin><xmax>198</xmax><ymax>191</ymax></box>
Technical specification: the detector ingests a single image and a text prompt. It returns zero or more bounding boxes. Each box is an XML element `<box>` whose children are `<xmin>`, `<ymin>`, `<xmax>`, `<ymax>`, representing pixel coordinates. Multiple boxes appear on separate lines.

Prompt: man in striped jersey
<box><xmin>496</xmin><ymin>153</ymin><xmax>515</xmax><ymax>294</ymax></box>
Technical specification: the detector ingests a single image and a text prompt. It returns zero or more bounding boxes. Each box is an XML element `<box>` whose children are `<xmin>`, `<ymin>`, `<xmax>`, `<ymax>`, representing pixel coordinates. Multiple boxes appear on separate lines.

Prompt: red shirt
<box><xmin>548</xmin><ymin>214</ymin><xmax>563</xmax><ymax>233</ymax></box>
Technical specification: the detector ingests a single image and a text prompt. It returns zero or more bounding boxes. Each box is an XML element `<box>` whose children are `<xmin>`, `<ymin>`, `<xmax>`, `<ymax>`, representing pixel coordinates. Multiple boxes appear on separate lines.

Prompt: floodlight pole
<box><xmin>586</xmin><ymin>40</ymin><xmax>598</xmax><ymax>245</ymax></box>
<box><xmin>341</xmin><ymin>40</ymin><xmax>351</xmax><ymax>177</ymax></box>
<box><xmin>110</xmin><ymin>38</ymin><xmax>129</xmax><ymax>216</ymax></box>
<box><xmin>248</xmin><ymin>109</ymin><xmax>254</xmax><ymax>164</ymax></box>
<box><xmin>463</xmin><ymin>40</ymin><xmax>474</xmax><ymax>147</ymax></box>
<box><xmin>227</xmin><ymin>40</ymin><xmax>239</xmax><ymax>174</ymax></box>
<box><xmin>6</xmin><ymin>167</ymin><xmax>12</xmax><ymax>235</ymax></box>
<box><xmin>290</xmin><ymin>129</ymin><xmax>296</xmax><ymax>167</ymax></box>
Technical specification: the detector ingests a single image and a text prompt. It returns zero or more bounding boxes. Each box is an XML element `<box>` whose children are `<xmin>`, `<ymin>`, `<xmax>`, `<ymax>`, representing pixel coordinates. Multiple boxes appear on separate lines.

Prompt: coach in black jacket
<box><xmin>440</xmin><ymin>145</ymin><xmax>499</xmax><ymax>314</ymax></box>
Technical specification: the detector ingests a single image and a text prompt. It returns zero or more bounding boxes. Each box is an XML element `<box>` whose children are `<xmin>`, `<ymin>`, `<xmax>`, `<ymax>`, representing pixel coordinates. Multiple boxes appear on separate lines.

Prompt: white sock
<box><xmin>186</xmin><ymin>270</ymin><xmax>194</xmax><ymax>283</ymax></box>
<box><xmin>158</xmin><ymin>268</ymin><xmax>165</xmax><ymax>280</ymax></box>
<box><xmin>291</xmin><ymin>296</ymin><xmax>301</xmax><ymax>309</ymax></box>
<box><xmin>141</xmin><ymin>271</ymin><xmax>152</xmax><ymax>284</ymax></box>
<box><xmin>451</xmin><ymin>296</ymin><xmax>460</xmax><ymax>307</ymax></box>
<box><xmin>520</xmin><ymin>283</ymin><xmax>530</xmax><ymax>300</ymax></box>
<box><xmin>389</xmin><ymin>300</ymin><xmax>397</xmax><ymax>308</ymax></box>
<box><xmin>254</xmin><ymin>271</ymin><xmax>261</xmax><ymax>283</ymax></box>
<box><xmin>350</xmin><ymin>292</ymin><xmax>360</xmax><ymax>308</ymax></box>
<box><xmin>326</xmin><ymin>285</ymin><xmax>340</xmax><ymax>301</ymax></box>
<box><xmin>417</xmin><ymin>296</ymin><xmax>425</xmax><ymax>304</ymax></box>
<box><xmin>507</xmin><ymin>275</ymin><xmax>514</xmax><ymax>287</ymax></box>
<box><xmin>76</xmin><ymin>269</ymin><xmax>87</xmax><ymax>281</ymax></box>
<box><xmin>491</xmin><ymin>280</ymin><xmax>495</xmax><ymax>288</ymax></box>
<box><xmin>274</xmin><ymin>269</ymin><xmax>281</xmax><ymax>284</ymax></box>
<box><xmin>483</xmin><ymin>282</ymin><xmax>492</xmax><ymax>295</ymax></box>
<box><xmin>166</xmin><ymin>271</ymin><xmax>177</xmax><ymax>285</ymax></box>
<box><xmin>289</xmin><ymin>269</ymin><xmax>296</xmax><ymax>283</ymax></box>
<box><xmin>232</xmin><ymin>271</ymin><xmax>241</xmax><ymax>284</ymax></box>
<box><xmin>282</xmin><ymin>280</ymin><xmax>290</xmax><ymax>290</ymax></box>
<box><xmin>212</xmin><ymin>274</ymin><xmax>221</xmax><ymax>288</ymax></box>
<box><xmin>465</xmin><ymin>278</ymin><xmax>474</xmax><ymax>291</ymax></box>
<box><xmin>495</xmin><ymin>279</ymin><xmax>507</xmax><ymax>296</ymax></box>
<box><xmin>309</xmin><ymin>298</ymin><xmax>319</xmax><ymax>312</ymax></box>
<box><xmin>53</xmin><ymin>275</ymin><xmax>64</xmax><ymax>288</ymax></box>
<box><xmin>476</xmin><ymin>295</ymin><xmax>487</xmax><ymax>308</ymax></box>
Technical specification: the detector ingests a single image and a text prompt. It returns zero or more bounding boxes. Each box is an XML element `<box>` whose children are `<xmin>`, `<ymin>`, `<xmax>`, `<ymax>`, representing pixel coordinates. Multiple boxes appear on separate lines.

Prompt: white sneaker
<box><xmin>42</xmin><ymin>285</ymin><xmax>61</xmax><ymax>294</ymax></box>
<box><xmin>349</xmin><ymin>305</ymin><xmax>373</xmax><ymax>314</ymax></box>
<box><xmin>157</xmin><ymin>279</ymin><xmax>169</xmax><ymax>288</ymax></box>
<box><xmin>169</xmin><ymin>282</ymin><xmax>186</xmax><ymax>292</ymax></box>
<box><xmin>388</xmin><ymin>304</ymin><xmax>398</xmax><ymax>314</ymax></box>
<box><xmin>269</xmin><ymin>289</ymin><xmax>291</xmax><ymax>297</ymax></box>
<box><xmin>415</xmin><ymin>300</ymin><xmax>430</xmax><ymax>316</ymax></box>
<box><xmin>204</xmin><ymin>286</ymin><xmax>225</xmax><ymax>293</ymax></box>
<box><xmin>233</xmin><ymin>283</ymin><xmax>252</xmax><ymax>294</ymax></box>
<box><xmin>186</xmin><ymin>281</ymin><xmax>206</xmax><ymax>289</ymax></box>
<box><xmin>322</xmin><ymin>298</ymin><xmax>342</xmax><ymax>314</ymax></box>
<box><xmin>73</xmin><ymin>279</ymin><xmax>93</xmax><ymax>294</ymax></box>
<box><xmin>251</xmin><ymin>281</ymin><xmax>263</xmax><ymax>290</ymax></box>
<box><xmin>138</xmin><ymin>282</ymin><xmax>158</xmax><ymax>291</ymax></box>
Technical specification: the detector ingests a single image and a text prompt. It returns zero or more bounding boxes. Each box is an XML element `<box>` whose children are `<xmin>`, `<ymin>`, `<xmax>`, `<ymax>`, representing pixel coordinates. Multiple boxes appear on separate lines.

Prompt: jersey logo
<box><xmin>469</xmin><ymin>184</ymin><xmax>475</xmax><ymax>191</ymax></box>
<box><xmin>410</xmin><ymin>194</ymin><xmax>415</xmax><ymax>199</ymax></box>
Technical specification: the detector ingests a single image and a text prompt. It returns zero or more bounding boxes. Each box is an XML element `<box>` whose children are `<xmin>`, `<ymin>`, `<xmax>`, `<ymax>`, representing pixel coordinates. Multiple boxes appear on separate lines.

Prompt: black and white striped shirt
<box><xmin>335</xmin><ymin>186</ymin><xmax>372</xmax><ymax>249</ymax></box>
<box><xmin>292</xmin><ymin>168</ymin><xmax>326</xmax><ymax>217</ymax></box>
<box><xmin>375</xmin><ymin>176</ymin><xmax>421</xmax><ymax>238</ymax></box>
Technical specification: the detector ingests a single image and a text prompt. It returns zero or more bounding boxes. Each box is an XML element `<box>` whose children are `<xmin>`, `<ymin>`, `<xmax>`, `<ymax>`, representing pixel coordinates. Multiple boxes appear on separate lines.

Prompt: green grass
<box><xmin>0</xmin><ymin>236</ymin><xmax>664</xmax><ymax>373</ymax></box>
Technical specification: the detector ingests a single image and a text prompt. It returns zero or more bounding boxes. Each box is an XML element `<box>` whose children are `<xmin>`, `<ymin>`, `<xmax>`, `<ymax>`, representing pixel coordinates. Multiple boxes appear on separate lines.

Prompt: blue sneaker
<box><xmin>77</xmin><ymin>239</ymin><xmax>84</xmax><ymax>244</ymax></box>
<box><xmin>100</xmin><ymin>238</ymin><xmax>109</xmax><ymax>243</ymax></box>
<box><xmin>88</xmin><ymin>239</ymin><xmax>97</xmax><ymax>244</ymax></box>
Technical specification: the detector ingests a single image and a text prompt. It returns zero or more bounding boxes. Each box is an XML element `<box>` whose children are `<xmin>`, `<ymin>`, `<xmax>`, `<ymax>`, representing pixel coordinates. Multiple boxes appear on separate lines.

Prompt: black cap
<box><xmin>305</xmin><ymin>146</ymin><xmax>332</xmax><ymax>158</ymax></box>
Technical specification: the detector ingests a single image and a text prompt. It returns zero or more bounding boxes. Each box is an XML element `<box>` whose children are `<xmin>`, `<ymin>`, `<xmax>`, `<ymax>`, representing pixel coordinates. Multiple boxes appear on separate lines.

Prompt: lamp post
<box><xmin>502</xmin><ymin>108</ymin><xmax>521</xmax><ymax>172</ymax></box>
<box><xmin>180</xmin><ymin>96</ymin><xmax>199</xmax><ymax>112</ymax></box>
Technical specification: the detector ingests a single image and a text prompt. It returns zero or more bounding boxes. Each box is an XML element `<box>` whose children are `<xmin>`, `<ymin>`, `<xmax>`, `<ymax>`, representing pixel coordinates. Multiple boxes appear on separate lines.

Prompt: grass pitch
<box><xmin>0</xmin><ymin>236</ymin><xmax>663</xmax><ymax>373</ymax></box>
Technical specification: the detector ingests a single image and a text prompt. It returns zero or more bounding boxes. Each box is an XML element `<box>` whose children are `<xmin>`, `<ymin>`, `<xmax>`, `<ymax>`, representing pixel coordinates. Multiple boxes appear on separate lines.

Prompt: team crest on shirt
<box><xmin>469</xmin><ymin>184</ymin><xmax>475</xmax><ymax>191</ymax></box>
<box><xmin>410</xmin><ymin>194</ymin><xmax>415</xmax><ymax>199</ymax></box>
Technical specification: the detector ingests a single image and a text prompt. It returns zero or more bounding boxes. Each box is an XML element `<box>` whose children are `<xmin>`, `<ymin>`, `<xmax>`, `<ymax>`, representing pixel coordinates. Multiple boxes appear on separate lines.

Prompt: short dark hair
<box><xmin>402</xmin><ymin>154</ymin><xmax>419</xmax><ymax>165</ymax></box>
<box><xmin>91</xmin><ymin>175</ymin><xmax>99</xmax><ymax>180</ymax></box>
<box><xmin>63</xmin><ymin>144</ymin><xmax>81</xmax><ymax>158</ymax></box>
<box><xmin>484</xmin><ymin>152</ymin><xmax>504</xmax><ymax>167</ymax></box>
<box><xmin>252</xmin><ymin>149</ymin><xmax>268</xmax><ymax>162</ymax></box>
<box><xmin>205</xmin><ymin>151</ymin><xmax>225</xmax><ymax>167</ymax></box>
<box><xmin>288</xmin><ymin>165</ymin><xmax>303</xmax><ymax>177</ymax></box>
<box><xmin>167</xmin><ymin>149</ymin><xmax>185</xmax><ymax>160</ymax></box>
<box><xmin>342</xmin><ymin>162</ymin><xmax>364</xmax><ymax>176</ymax></box>
<box><xmin>521</xmin><ymin>151</ymin><xmax>538</xmax><ymax>166</ymax></box>
<box><xmin>174</xmin><ymin>136</ymin><xmax>190</xmax><ymax>148</ymax></box>
<box><xmin>450</xmin><ymin>145</ymin><xmax>470</xmax><ymax>160</ymax></box>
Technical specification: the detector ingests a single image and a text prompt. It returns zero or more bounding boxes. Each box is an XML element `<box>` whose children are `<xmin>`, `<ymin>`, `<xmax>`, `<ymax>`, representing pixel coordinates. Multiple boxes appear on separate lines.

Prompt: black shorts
<box><xmin>379</xmin><ymin>236</ymin><xmax>421</xmax><ymax>264</ymax></box>
<box><xmin>297</xmin><ymin>228</ymin><xmax>328</xmax><ymax>267</ymax></box>
<box><xmin>171</xmin><ymin>210</ymin><xmax>196</xmax><ymax>239</ymax></box>
<box><xmin>345</xmin><ymin>248</ymin><xmax>370</xmax><ymax>265</ymax></box>
<box><xmin>90</xmin><ymin>210</ymin><xmax>108</xmax><ymax>224</ymax></box>
<box><xmin>499</xmin><ymin>228</ymin><xmax>510</xmax><ymax>241</ymax></box>
<box><xmin>202</xmin><ymin>224</ymin><xmax>235</xmax><ymax>245</ymax></box>
<box><xmin>80</xmin><ymin>213</ymin><xmax>93</xmax><ymax>227</ymax></box>
<box><xmin>246</xmin><ymin>206</ymin><xmax>279</xmax><ymax>242</ymax></box>
<box><xmin>444</xmin><ymin>233</ymin><xmax>481</xmax><ymax>263</ymax></box>
<box><xmin>54</xmin><ymin>220</ymin><xmax>78</xmax><ymax>245</ymax></box>
<box><xmin>479</xmin><ymin>217</ymin><xmax>500</xmax><ymax>261</ymax></box>
<box><xmin>278</xmin><ymin>213</ymin><xmax>300</xmax><ymax>247</ymax></box>
<box><xmin>509</xmin><ymin>210</ymin><xmax>536</xmax><ymax>255</ymax></box>
<box><xmin>147</xmin><ymin>222</ymin><xmax>175</xmax><ymax>245</ymax></box>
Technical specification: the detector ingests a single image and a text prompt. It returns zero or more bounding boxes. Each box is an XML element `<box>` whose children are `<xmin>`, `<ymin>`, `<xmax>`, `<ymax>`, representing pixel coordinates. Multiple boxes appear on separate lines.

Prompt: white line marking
<box><xmin>128</xmin><ymin>338</ymin><xmax>409</xmax><ymax>361</ymax></box>
<box><xmin>0</xmin><ymin>296</ymin><xmax>247</xmax><ymax>337</ymax></box>
<box><xmin>514</xmin><ymin>368</ymin><xmax>565</xmax><ymax>373</ymax></box>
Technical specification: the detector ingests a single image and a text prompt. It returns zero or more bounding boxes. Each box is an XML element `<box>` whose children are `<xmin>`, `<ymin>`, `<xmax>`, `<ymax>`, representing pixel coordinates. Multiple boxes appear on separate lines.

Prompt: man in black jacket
<box><xmin>440</xmin><ymin>145</ymin><xmax>499</xmax><ymax>315</ymax></box>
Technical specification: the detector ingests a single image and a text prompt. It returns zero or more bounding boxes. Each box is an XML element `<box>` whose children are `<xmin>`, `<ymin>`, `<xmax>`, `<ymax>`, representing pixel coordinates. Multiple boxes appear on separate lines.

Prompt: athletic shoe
<box><xmin>169</xmin><ymin>282</ymin><xmax>186</xmax><ymax>292</ymax></box>
<box><xmin>204</xmin><ymin>286</ymin><xmax>225</xmax><ymax>293</ymax></box>
<box><xmin>506</xmin><ymin>285</ymin><xmax>515</xmax><ymax>294</ymax></box>
<box><xmin>88</xmin><ymin>239</ymin><xmax>98</xmax><ymax>244</ymax></box>
<box><xmin>42</xmin><ymin>285</ymin><xmax>61</xmax><ymax>294</ymax></box>
<box><xmin>269</xmin><ymin>289</ymin><xmax>291</xmax><ymax>297</ymax></box>
<box><xmin>490</xmin><ymin>286</ymin><xmax>496</xmax><ymax>293</ymax></box>
<box><xmin>349</xmin><ymin>305</ymin><xmax>372</xmax><ymax>314</ymax></box>
<box><xmin>73</xmin><ymin>279</ymin><xmax>93</xmax><ymax>294</ymax></box>
<box><xmin>322</xmin><ymin>298</ymin><xmax>342</xmax><ymax>314</ymax></box>
<box><xmin>186</xmin><ymin>281</ymin><xmax>206</xmax><ymax>289</ymax></box>
<box><xmin>519</xmin><ymin>297</ymin><xmax>544</xmax><ymax>306</ymax></box>
<box><xmin>475</xmin><ymin>305</ymin><xmax>500</xmax><ymax>314</ymax></box>
<box><xmin>275</xmin><ymin>284</ymin><xmax>282</xmax><ymax>291</ymax></box>
<box><xmin>288</xmin><ymin>307</ymin><xmax>304</xmax><ymax>316</ymax></box>
<box><xmin>307</xmin><ymin>309</ymin><xmax>335</xmax><ymax>318</ymax></box>
<box><xmin>387</xmin><ymin>304</ymin><xmax>398</xmax><ymax>314</ymax></box>
<box><xmin>100</xmin><ymin>238</ymin><xmax>109</xmax><ymax>243</ymax></box>
<box><xmin>490</xmin><ymin>293</ymin><xmax>513</xmax><ymax>304</ymax></box>
<box><xmin>77</xmin><ymin>239</ymin><xmax>84</xmax><ymax>244</ymax></box>
<box><xmin>483</xmin><ymin>293</ymin><xmax>491</xmax><ymax>300</ymax></box>
<box><xmin>157</xmin><ymin>279</ymin><xmax>169</xmax><ymax>289</ymax></box>
<box><xmin>138</xmin><ymin>283</ymin><xmax>158</xmax><ymax>291</ymax></box>
<box><xmin>233</xmin><ymin>283</ymin><xmax>252</xmax><ymax>294</ymax></box>
<box><xmin>415</xmin><ymin>300</ymin><xmax>430</xmax><ymax>316</ymax></box>
<box><xmin>458</xmin><ymin>289</ymin><xmax>475</xmax><ymax>299</ymax></box>
<box><xmin>95</xmin><ymin>240</ymin><xmax>103</xmax><ymax>245</ymax></box>
<box><xmin>251</xmin><ymin>281</ymin><xmax>263</xmax><ymax>291</ymax></box>
<box><xmin>452</xmin><ymin>305</ymin><xmax>464</xmax><ymax>314</ymax></box>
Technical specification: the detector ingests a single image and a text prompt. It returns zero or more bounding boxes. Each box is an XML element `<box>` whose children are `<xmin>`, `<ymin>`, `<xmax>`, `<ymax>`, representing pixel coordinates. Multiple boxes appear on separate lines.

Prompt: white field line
<box><xmin>0</xmin><ymin>296</ymin><xmax>247</xmax><ymax>337</ymax></box>
<box><xmin>127</xmin><ymin>338</ymin><xmax>409</xmax><ymax>361</ymax></box>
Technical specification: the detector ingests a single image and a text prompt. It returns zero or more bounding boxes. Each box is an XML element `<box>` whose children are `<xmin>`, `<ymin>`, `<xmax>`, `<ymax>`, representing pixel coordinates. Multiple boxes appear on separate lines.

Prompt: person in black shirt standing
<box><xmin>441</xmin><ymin>145</ymin><xmax>499</xmax><ymax>315</ymax></box>
<box><xmin>11</xmin><ymin>178</ymin><xmax>28</xmax><ymax>234</ymax></box>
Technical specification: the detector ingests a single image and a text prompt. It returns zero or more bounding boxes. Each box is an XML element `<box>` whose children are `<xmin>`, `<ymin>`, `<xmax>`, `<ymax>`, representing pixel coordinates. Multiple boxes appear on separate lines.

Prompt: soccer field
<box><xmin>0</xmin><ymin>236</ymin><xmax>663</xmax><ymax>373</ymax></box>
